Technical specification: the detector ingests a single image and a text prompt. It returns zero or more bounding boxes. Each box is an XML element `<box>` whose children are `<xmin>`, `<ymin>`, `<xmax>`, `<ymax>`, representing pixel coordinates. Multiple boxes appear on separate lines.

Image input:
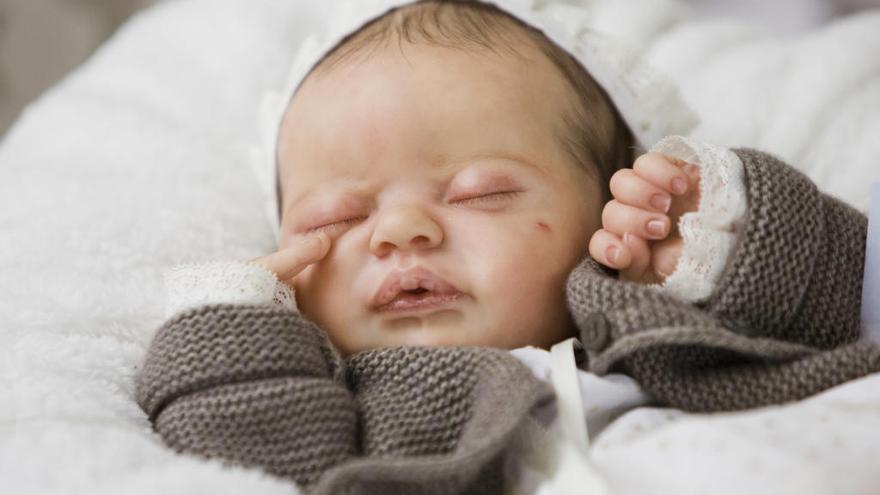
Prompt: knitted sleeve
<box><xmin>135</xmin><ymin>306</ymin><xmax>553</xmax><ymax>493</ymax></box>
<box><xmin>565</xmin><ymin>149</ymin><xmax>880</xmax><ymax>412</ymax></box>
<box><xmin>705</xmin><ymin>149</ymin><xmax>868</xmax><ymax>347</ymax></box>
<box><xmin>134</xmin><ymin>303</ymin><xmax>357</xmax><ymax>488</ymax></box>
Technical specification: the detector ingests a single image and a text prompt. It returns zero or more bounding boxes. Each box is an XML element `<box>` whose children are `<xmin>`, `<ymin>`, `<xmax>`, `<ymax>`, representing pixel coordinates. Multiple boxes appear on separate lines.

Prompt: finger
<box><xmin>253</xmin><ymin>233</ymin><xmax>331</xmax><ymax>280</ymax></box>
<box><xmin>588</xmin><ymin>229</ymin><xmax>632</xmax><ymax>270</ymax></box>
<box><xmin>633</xmin><ymin>152</ymin><xmax>692</xmax><ymax>196</ymax></box>
<box><xmin>652</xmin><ymin>236</ymin><xmax>684</xmax><ymax>280</ymax></box>
<box><xmin>602</xmin><ymin>199</ymin><xmax>671</xmax><ymax>240</ymax></box>
<box><xmin>609</xmin><ymin>168</ymin><xmax>673</xmax><ymax>213</ymax></box>
<box><xmin>618</xmin><ymin>233</ymin><xmax>654</xmax><ymax>283</ymax></box>
<box><xmin>677</xmin><ymin>162</ymin><xmax>703</xmax><ymax>213</ymax></box>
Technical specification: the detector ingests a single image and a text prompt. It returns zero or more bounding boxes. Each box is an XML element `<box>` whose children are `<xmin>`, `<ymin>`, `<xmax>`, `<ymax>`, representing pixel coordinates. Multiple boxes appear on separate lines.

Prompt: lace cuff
<box><xmin>649</xmin><ymin>135</ymin><xmax>748</xmax><ymax>303</ymax></box>
<box><xmin>163</xmin><ymin>261</ymin><xmax>296</xmax><ymax>319</ymax></box>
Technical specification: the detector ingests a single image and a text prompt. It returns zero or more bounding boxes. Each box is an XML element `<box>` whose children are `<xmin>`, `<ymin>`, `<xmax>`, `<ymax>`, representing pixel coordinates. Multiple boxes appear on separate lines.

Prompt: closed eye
<box><xmin>306</xmin><ymin>217</ymin><xmax>366</xmax><ymax>233</ymax></box>
<box><xmin>451</xmin><ymin>191</ymin><xmax>521</xmax><ymax>205</ymax></box>
<box><xmin>304</xmin><ymin>191</ymin><xmax>521</xmax><ymax>232</ymax></box>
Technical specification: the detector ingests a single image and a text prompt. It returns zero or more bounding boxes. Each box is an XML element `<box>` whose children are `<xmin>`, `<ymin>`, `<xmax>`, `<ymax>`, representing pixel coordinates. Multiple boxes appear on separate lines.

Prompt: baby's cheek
<box><xmin>291</xmin><ymin>262</ymin><xmax>337</xmax><ymax>317</ymax></box>
<box><xmin>291</xmin><ymin>265</ymin><xmax>317</xmax><ymax>311</ymax></box>
<box><xmin>518</xmin><ymin>215</ymin><xmax>587</xmax><ymax>285</ymax></box>
<box><xmin>291</xmin><ymin>265</ymin><xmax>313</xmax><ymax>292</ymax></box>
<box><xmin>292</xmin><ymin>250</ymin><xmax>354</xmax><ymax>320</ymax></box>
<box><xmin>482</xmin><ymin>219</ymin><xmax>556</xmax><ymax>286</ymax></box>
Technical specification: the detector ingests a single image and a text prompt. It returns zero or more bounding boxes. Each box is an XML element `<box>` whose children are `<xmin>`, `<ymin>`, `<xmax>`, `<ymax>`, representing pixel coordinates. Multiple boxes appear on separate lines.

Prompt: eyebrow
<box><xmin>283</xmin><ymin>151</ymin><xmax>544</xmax><ymax>215</ymax></box>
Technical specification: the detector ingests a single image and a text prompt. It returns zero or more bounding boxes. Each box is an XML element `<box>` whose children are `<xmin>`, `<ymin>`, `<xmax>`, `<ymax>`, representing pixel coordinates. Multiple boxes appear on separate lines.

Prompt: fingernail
<box><xmin>647</xmin><ymin>219</ymin><xmax>667</xmax><ymax>237</ymax></box>
<box><xmin>671</xmin><ymin>178</ymin><xmax>688</xmax><ymax>195</ymax></box>
<box><xmin>606</xmin><ymin>245</ymin><xmax>620</xmax><ymax>265</ymax></box>
<box><xmin>649</xmin><ymin>194</ymin><xmax>671</xmax><ymax>213</ymax></box>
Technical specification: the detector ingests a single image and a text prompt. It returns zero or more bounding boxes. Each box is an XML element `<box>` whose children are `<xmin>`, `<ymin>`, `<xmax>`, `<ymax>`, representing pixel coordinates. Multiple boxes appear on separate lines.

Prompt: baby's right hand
<box><xmin>248</xmin><ymin>232</ymin><xmax>332</xmax><ymax>290</ymax></box>
<box><xmin>589</xmin><ymin>152</ymin><xmax>701</xmax><ymax>284</ymax></box>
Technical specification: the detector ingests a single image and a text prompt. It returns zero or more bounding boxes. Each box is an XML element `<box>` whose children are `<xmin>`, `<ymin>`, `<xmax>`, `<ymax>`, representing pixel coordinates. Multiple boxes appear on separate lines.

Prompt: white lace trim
<box><xmin>163</xmin><ymin>261</ymin><xmax>297</xmax><ymax>320</ymax></box>
<box><xmin>649</xmin><ymin>135</ymin><xmax>748</xmax><ymax>303</ymax></box>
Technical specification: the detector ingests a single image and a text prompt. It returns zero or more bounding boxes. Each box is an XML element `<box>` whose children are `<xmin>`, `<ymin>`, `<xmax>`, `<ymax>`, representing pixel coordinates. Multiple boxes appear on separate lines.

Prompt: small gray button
<box><xmin>581</xmin><ymin>312</ymin><xmax>611</xmax><ymax>352</ymax></box>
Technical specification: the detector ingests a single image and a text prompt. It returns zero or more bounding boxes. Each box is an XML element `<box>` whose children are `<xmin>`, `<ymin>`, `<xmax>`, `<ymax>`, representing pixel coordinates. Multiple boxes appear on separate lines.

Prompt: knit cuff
<box><xmin>155</xmin><ymin>377</ymin><xmax>358</xmax><ymax>487</ymax></box>
<box><xmin>135</xmin><ymin>303</ymin><xmax>345</xmax><ymax>420</ymax></box>
<box><xmin>704</xmin><ymin>149</ymin><xmax>825</xmax><ymax>337</ymax></box>
<box><xmin>565</xmin><ymin>257</ymin><xmax>815</xmax><ymax>376</ymax></box>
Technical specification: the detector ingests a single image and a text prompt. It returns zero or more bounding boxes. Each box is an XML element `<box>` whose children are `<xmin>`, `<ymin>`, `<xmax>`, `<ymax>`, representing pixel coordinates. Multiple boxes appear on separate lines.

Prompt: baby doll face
<box><xmin>276</xmin><ymin>38</ymin><xmax>602</xmax><ymax>355</ymax></box>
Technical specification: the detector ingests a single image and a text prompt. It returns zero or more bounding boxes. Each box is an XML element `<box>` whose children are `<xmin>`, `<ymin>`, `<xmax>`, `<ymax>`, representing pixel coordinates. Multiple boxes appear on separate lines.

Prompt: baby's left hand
<box><xmin>589</xmin><ymin>152</ymin><xmax>701</xmax><ymax>284</ymax></box>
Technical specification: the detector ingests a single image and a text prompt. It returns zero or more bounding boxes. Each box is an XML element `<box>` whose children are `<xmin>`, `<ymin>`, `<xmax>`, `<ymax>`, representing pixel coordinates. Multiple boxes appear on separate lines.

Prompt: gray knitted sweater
<box><xmin>135</xmin><ymin>149</ymin><xmax>879</xmax><ymax>492</ymax></box>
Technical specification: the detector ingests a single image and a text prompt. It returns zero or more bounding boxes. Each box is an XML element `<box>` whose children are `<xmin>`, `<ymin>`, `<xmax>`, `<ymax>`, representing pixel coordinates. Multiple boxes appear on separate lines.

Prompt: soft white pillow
<box><xmin>582</xmin><ymin>0</ymin><xmax>880</xmax><ymax>211</ymax></box>
<box><xmin>645</xmin><ymin>10</ymin><xmax>880</xmax><ymax>211</ymax></box>
<box><xmin>0</xmin><ymin>1</ymin><xmax>325</xmax><ymax>493</ymax></box>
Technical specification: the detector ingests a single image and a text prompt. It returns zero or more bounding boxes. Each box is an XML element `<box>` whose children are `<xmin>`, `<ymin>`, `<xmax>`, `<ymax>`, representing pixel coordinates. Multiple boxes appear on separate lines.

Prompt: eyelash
<box><xmin>307</xmin><ymin>217</ymin><xmax>365</xmax><ymax>233</ymax></box>
<box><xmin>305</xmin><ymin>191</ymin><xmax>521</xmax><ymax>233</ymax></box>
<box><xmin>451</xmin><ymin>190</ymin><xmax>521</xmax><ymax>205</ymax></box>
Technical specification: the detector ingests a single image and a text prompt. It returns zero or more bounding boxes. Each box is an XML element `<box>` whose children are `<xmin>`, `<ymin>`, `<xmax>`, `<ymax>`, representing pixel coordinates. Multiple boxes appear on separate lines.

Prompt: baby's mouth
<box><xmin>371</xmin><ymin>266</ymin><xmax>466</xmax><ymax>313</ymax></box>
<box><xmin>375</xmin><ymin>288</ymin><xmax>464</xmax><ymax>313</ymax></box>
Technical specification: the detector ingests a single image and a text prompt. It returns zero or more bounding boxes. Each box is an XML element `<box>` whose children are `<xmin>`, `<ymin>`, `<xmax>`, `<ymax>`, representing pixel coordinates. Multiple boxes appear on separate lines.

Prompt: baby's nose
<box><xmin>369</xmin><ymin>205</ymin><xmax>443</xmax><ymax>257</ymax></box>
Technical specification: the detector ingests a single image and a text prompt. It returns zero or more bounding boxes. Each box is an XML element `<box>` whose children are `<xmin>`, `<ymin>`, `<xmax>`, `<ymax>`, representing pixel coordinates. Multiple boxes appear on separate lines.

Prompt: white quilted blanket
<box><xmin>1</xmin><ymin>1</ymin><xmax>879</xmax><ymax>493</ymax></box>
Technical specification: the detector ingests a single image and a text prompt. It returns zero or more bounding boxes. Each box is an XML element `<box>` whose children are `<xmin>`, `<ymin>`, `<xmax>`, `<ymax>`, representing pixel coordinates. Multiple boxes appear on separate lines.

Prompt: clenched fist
<box><xmin>589</xmin><ymin>152</ymin><xmax>701</xmax><ymax>284</ymax></box>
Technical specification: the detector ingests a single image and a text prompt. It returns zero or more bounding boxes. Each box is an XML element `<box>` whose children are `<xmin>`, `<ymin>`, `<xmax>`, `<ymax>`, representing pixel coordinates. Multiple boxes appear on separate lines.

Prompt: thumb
<box><xmin>619</xmin><ymin>233</ymin><xmax>653</xmax><ymax>283</ymax></box>
<box><xmin>651</xmin><ymin>237</ymin><xmax>683</xmax><ymax>281</ymax></box>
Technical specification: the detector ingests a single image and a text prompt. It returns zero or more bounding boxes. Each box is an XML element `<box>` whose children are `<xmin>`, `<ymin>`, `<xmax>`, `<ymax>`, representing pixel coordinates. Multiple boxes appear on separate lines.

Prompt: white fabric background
<box><xmin>0</xmin><ymin>0</ymin><xmax>863</xmax><ymax>135</ymax></box>
<box><xmin>1</xmin><ymin>0</ymin><xmax>879</xmax><ymax>493</ymax></box>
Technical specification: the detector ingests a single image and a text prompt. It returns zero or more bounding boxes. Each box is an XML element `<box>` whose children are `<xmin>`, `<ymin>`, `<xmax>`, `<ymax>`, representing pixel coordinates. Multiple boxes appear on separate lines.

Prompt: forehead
<box><xmin>277</xmin><ymin>40</ymin><xmax>577</xmax><ymax>209</ymax></box>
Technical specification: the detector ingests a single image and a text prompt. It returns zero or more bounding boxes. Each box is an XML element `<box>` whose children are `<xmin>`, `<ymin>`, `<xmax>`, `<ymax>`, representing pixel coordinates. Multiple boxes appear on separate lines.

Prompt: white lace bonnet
<box><xmin>250</xmin><ymin>0</ymin><xmax>699</xmax><ymax>245</ymax></box>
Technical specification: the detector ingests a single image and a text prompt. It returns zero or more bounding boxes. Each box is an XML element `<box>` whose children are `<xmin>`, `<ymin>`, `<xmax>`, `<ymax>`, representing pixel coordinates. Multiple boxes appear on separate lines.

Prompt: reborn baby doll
<box><xmin>135</xmin><ymin>1</ymin><xmax>878</xmax><ymax>493</ymax></box>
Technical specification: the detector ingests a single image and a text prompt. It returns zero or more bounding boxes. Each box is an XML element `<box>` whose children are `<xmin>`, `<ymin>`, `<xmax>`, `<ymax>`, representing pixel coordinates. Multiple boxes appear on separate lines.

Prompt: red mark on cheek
<box><xmin>536</xmin><ymin>221</ymin><xmax>551</xmax><ymax>233</ymax></box>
